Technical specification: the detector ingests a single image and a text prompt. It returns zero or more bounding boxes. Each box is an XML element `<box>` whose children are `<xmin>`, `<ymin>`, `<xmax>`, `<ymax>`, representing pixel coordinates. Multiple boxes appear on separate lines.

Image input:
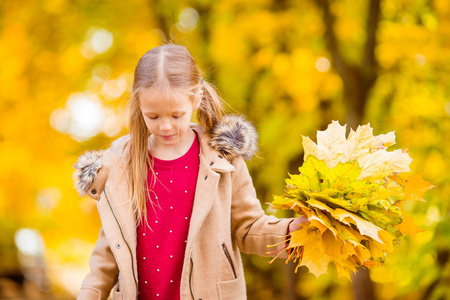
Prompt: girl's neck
<box><xmin>148</xmin><ymin>129</ymin><xmax>197</xmax><ymax>161</ymax></box>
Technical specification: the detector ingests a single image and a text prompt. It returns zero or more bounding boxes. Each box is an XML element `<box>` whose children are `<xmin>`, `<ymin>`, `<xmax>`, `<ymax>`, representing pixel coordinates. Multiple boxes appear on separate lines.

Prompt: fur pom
<box><xmin>73</xmin><ymin>150</ymin><xmax>104</xmax><ymax>196</ymax></box>
<box><xmin>209</xmin><ymin>114</ymin><xmax>258</xmax><ymax>161</ymax></box>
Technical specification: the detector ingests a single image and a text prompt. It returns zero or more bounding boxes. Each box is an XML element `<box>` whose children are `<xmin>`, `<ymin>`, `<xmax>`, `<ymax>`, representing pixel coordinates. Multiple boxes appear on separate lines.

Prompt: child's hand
<box><xmin>288</xmin><ymin>215</ymin><xmax>310</xmax><ymax>234</ymax></box>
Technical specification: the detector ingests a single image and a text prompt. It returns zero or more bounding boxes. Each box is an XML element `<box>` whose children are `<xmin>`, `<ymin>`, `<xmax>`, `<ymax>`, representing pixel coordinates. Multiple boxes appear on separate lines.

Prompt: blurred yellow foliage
<box><xmin>0</xmin><ymin>0</ymin><xmax>449</xmax><ymax>299</ymax></box>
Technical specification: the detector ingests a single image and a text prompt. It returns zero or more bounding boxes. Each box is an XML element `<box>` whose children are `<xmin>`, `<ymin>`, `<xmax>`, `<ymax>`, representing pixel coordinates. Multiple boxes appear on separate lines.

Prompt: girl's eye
<box><xmin>148</xmin><ymin>116</ymin><xmax>158</xmax><ymax>120</ymax></box>
<box><xmin>173</xmin><ymin>114</ymin><xmax>184</xmax><ymax>119</ymax></box>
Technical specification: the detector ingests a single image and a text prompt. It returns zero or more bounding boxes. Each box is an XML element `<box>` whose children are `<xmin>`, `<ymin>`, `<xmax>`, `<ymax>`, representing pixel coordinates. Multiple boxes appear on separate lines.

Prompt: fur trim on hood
<box><xmin>73</xmin><ymin>114</ymin><xmax>258</xmax><ymax>197</ymax></box>
<box><xmin>208</xmin><ymin>114</ymin><xmax>258</xmax><ymax>161</ymax></box>
<box><xmin>73</xmin><ymin>150</ymin><xmax>104</xmax><ymax>197</ymax></box>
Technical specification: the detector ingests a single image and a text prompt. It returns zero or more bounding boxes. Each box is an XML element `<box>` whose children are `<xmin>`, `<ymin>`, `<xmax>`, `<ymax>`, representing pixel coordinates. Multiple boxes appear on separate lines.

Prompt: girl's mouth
<box><xmin>161</xmin><ymin>134</ymin><xmax>176</xmax><ymax>140</ymax></box>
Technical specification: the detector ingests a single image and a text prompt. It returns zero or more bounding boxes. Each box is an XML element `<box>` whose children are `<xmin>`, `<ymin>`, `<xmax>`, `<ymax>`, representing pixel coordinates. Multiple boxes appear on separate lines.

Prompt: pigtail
<box><xmin>197</xmin><ymin>80</ymin><xmax>224</xmax><ymax>132</ymax></box>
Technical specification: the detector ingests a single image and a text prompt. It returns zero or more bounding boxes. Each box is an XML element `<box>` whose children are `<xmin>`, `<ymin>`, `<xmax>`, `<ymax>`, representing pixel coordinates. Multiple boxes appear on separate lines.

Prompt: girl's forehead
<box><xmin>139</xmin><ymin>88</ymin><xmax>191</xmax><ymax>110</ymax></box>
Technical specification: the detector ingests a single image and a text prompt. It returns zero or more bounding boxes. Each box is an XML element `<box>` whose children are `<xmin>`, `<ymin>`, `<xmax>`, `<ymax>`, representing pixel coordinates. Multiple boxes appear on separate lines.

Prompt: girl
<box><xmin>74</xmin><ymin>44</ymin><xmax>306</xmax><ymax>300</ymax></box>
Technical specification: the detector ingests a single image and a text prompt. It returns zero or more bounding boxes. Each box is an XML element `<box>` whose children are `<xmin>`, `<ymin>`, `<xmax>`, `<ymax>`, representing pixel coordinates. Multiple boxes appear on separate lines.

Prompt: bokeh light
<box><xmin>176</xmin><ymin>7</ymin><xmax>199</xmax><ymax>33</ymax></box>
<box><xmin>315</xmin><ymin>57</ymin><xmax>331</xmax><ymax>72</ymax></box>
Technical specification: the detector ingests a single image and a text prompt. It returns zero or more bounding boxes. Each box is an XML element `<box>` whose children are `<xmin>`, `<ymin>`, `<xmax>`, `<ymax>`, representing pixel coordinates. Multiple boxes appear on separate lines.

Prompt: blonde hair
<box><xmin>127</xmin><ymin>44</ymin><xmax>223</xmax><ymax>227</ymax></box>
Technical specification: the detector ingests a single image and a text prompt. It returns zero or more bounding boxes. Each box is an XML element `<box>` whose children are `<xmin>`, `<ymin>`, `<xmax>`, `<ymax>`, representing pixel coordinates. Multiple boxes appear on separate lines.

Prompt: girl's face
<box><xmin>140</xmin><ymin>89</ymin><xmax>200</xmax><ymax>151</ymax></box>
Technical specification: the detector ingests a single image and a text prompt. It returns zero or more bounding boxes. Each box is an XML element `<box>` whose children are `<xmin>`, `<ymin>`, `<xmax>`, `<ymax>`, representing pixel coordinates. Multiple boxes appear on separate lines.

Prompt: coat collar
<box><xmin>191</xmin><ymin>123</ymin><xmax>234</xmax><ymax>173</ymax></box>
<box><xmin>73</xmin><ymin>114</ymin><xmax>258</xmax><ymax>199</ymax></box>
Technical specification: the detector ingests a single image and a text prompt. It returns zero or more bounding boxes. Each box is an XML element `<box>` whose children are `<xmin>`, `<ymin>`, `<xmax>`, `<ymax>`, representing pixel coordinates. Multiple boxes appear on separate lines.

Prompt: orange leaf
<box><xmin>390</xmin><ymin>173</ymin><xmax>435</xmax><ymax>202</ymax></box>
<box><xmin>395</xmin><ymin>213</ymin><xmax>424</xmax><ymax>236</ymax></box>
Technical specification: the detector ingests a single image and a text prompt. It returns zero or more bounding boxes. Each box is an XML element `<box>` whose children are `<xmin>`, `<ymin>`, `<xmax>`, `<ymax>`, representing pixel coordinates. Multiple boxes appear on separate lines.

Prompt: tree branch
<box><xmin>316</xmin><ymin>0</ymin><xmax>351</xmax><ymax>87</ymax></box>
<box><xmin>363</xmin><ymin>0</ymin><xmax>381</xmax><ymax>85</ymax></box>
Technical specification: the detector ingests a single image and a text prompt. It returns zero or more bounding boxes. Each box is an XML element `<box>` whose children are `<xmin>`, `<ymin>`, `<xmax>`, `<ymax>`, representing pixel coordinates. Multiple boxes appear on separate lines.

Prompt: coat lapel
<box><xmin>186</xmin><ymin>126</ymin><xmax>235</xmax><ymax>250</ymax></box>
<box><xmin>102</xmin><ymin>151</ymin><xmax>138</xmax><ymax>285</ymax></box>
<box><xmin>186</xmin><ymin>155</ymin><xmax>220</xmax><ymax>250</ymax></box>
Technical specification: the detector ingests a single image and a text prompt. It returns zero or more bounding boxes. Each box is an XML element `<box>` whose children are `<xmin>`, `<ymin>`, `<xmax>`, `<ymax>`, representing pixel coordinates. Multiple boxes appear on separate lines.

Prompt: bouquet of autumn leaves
<box><xmin>268</xmin><ymin>121</ymin><xmax>434</xmax><ymax>280</ymax></box>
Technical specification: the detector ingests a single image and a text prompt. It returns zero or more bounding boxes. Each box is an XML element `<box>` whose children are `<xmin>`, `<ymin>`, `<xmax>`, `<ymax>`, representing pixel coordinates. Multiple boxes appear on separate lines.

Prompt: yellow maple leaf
<box><xmin>390</xmin><ymin>172</ymin><xmax>435</xmax><ymax>202</ymax></box>
<box><xmin>300</xmin><ymin>228</ymin><xmax>330</xmax><ymax>277</ymax></box>
<box><xmin>288</xmin><ymin>226</ymin><xmax>310</xmax><ymax>248</ymax></box>
<box><xmin>302</xmin><ymin>135</ymin><xmax>319</xmax><ymax>159</ymax></box>
<box><xmin>394</xmin><ymin>213</ymin><xmax>424</xmax><ymax>236</ymax></box>
<box><xmin>358</xmin><ymin>149</ymin><xmax>412</xmax><ymax>179</ymax></box>
<box><xmin>333</xmin><ymin>257</ymin><xmax>358</xmax><ymax>281</ymax></box>
<box><xmin>302</xmin><ymin>121</ymin><xmax>348</xmax><ymax>168</ymax></box>
<box><xmin>376</xmin><ymin>230</ymin><xmax>395</xmax><ymax>253</ymax></box>
<box><xmin>302</xmin><ymin>121</ymin><xmax>413</xmax><ymax>180</ymax></box>
<box><xmin>365</xmin><ymin>239</ymin><xmax>387</xmax><ymax>261</ymax></box>
<box><xmin>362</xmin><ymin>259</ymin><xmax>384</xmax><ymax>268</ymax></box>
<box><xmin>291</xmin><ymin>200</ymin><xmax>314</xmax><ymax>217</ymax></box>
<box><xmin>331</xmin><ymin>218</ymin><xmax>360</xmax><ymax>243</ymax></box>
<box><xmin>322</xmin><ymin>230</ymin><xmax>350</xmax><ymax>264</ymax></box>
<box><xmin>347</xmin><ymin>124</ymin><xmax>396</xmax><ymax>158</ymax></box>
<box><xmin>309</xmin><ymin>214</ymin><xmax>333</xmax><ymax>235</ymax></box>
<box><xmin>353</xmin><ymin>242</ymin><xmax>372</xmax><ymax>265</ymax></box>
<box><xmin>331</xmin><ymin>208</ymin><xmax>384</xmax><ymax>243</ymax></box>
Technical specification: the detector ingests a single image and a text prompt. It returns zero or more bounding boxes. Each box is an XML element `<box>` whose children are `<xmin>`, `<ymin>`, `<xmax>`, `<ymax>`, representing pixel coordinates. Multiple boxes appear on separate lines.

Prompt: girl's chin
<box><xmin>157</xmin><ymin>136</ymin><xmax>177</xmax><ymax>144</ymax></box>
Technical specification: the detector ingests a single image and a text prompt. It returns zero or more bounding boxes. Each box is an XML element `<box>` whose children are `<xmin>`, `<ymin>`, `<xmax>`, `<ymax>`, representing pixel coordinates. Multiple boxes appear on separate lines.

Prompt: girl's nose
<box><xmin>159</xmin><ymin>119</ymin><xmax>173</xmax><ymax>131</ymax></box>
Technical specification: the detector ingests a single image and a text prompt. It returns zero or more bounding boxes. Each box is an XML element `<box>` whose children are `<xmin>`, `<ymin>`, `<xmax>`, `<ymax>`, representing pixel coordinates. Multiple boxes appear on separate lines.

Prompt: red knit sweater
<box><xmin>136</xmin><ymin>136</ymin><xmax>200</xmax><ymax>299</ymax></box>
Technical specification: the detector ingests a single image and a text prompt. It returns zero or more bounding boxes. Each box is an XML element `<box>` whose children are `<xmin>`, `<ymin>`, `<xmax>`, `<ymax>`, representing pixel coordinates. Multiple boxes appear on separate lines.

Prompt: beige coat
<box><xmin>74</xmin><ymin>116</ymin><xmax>292</xmax><ymax>300</ymax></box>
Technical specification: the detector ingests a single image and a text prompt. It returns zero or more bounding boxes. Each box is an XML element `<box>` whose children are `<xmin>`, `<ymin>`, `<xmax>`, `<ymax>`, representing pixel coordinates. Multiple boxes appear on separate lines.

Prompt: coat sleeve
<box><xmin>230</xmin><ymin>157</ymin><xmax>293</xmax><ymax>256</ymax></box>
<box><xmin>77</xmin><ymin>227</ymin><xmax>119</xmax><ymax>300</ymax></box>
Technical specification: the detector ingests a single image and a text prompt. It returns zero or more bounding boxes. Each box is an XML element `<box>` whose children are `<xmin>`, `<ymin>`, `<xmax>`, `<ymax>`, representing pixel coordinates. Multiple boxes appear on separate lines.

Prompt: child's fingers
<box><xmin>288</xmin><ymin>215</ymin><xmax>310</xmax><ymax>233</ymax></box>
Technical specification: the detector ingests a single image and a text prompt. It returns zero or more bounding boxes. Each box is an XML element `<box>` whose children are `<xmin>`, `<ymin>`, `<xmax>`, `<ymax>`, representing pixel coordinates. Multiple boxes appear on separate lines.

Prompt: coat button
<box><xmin>115</xmin><ymin>243</ymin><xmax>121</xmax><ymax>249</ymax></box>
<box><xmin>210</xmin><ymin>162</ymin><xmax>214</xmax><ymax>166</ymax></box>
<box><xmin>91</xmin><ymin>188</ymin><xmax>97</xmax><ymax>195</ymax></box>
<box><xmin>218</xmin><ymin>155</ymin><xmax>223</xmax><ymax>159</ymax></box>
